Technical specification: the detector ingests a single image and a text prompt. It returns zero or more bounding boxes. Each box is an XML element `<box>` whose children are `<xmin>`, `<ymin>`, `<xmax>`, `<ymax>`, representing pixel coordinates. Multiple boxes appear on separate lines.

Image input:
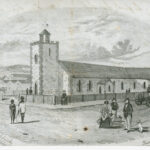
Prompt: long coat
<box><xmin>123</xmin><ymin>103</ymin><xmax>133</xmax><ymax>118</ymax></box>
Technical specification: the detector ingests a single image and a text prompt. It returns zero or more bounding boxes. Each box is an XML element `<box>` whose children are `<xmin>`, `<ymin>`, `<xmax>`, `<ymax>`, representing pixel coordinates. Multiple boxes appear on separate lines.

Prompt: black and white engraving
<box><xmin>0</xmin><ymin>0</ymin><xmax>150</xmax><ymax>146</ymax></box>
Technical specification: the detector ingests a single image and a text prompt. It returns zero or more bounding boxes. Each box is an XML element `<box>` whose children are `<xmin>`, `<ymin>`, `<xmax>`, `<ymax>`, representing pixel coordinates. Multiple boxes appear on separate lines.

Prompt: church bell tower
<box><xmin>30</xmin><ymin>29</ymin><xmax>59</xmax><ymax>95</ymax></box>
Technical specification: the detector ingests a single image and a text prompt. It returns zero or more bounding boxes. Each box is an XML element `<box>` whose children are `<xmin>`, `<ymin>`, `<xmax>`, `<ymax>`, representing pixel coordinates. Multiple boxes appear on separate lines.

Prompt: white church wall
<box><xmin>31</xmin><ymin>44</ymin><xmax>40</xmax><ymax>94</ymax></box>
<box><xmin>70</xmin><ymin>78</ymin><xmax>150</xmax><ymax>95</ymax></box>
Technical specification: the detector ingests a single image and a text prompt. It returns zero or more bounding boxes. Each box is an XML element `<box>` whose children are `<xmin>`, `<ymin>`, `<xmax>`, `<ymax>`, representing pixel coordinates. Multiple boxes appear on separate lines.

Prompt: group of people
<box><xmin>9</xmin><ymin>96</ymin><xmax>26</xmax><ymax>124</ymax></box>
<box><xmin>99</xmin><ymin>97</ymin><xmax>134</xmax><ymax>133</ymax></box>
<box><xmin>26</xmin><ymin>87</ymin><xmax>33</xmax><ymax>95</ymax></box>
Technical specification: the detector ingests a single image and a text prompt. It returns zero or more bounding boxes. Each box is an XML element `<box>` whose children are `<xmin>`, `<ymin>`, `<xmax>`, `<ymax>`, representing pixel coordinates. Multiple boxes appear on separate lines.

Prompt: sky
<box><xmin>1</xmin><ymin>0</ymin><xmax>150</xmax><ymax>67</ymax></box>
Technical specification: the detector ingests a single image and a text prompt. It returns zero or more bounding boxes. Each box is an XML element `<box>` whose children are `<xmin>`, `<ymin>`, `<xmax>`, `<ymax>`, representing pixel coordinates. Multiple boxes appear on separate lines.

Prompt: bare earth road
<box><xmin>0</xmin><ymin>101</ymin><xmax>150</xmax><ymax>146</ymax></box>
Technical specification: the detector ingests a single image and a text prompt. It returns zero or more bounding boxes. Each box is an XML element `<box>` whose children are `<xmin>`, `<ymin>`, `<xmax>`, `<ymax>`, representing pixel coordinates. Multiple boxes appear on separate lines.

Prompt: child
<box><xmin>137</xmin><ymin>120</ymin><xmax>143</xmax><ymax>133</ymax></box>
<box><xmin>9</xmin><ymin>99</ymin><xmax>16</xmax><ymax>124</ymax></box>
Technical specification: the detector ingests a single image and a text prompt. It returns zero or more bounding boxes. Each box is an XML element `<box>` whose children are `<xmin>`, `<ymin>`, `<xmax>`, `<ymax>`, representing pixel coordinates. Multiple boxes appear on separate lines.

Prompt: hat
<box><xmin>11</xmin><ymin>99</ymin><xmax>14</xmax><ymax>103</ymax></box>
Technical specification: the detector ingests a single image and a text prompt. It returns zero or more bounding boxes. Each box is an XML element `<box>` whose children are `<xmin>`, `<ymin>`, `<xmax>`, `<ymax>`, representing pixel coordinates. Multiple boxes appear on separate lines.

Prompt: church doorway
<box><xmin>99</xmin><ymin>86</ymin><xmax>102</xmax><ymax>94</ymax></box>
<box><xmin>35</xmin><ymin>83</ymin><xmax>38</xmax><ymax>95</ymax></box>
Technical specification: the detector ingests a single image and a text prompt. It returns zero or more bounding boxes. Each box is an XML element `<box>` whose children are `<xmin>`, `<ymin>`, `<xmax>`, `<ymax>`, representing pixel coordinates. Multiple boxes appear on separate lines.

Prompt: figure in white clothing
<box><xmin>19</xmin><ymin>96</ymin><xmax>26</xmax><ymax>123</ymax></box>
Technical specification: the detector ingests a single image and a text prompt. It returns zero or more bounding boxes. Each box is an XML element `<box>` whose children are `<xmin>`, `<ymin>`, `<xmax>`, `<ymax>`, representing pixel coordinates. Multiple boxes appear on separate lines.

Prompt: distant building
<box><xmin>0</xmin><ymin>73</ymin><xmax>30</xmax><ymax>95</ymax></box>
<box><xmin>30</xmin><ymin>29</ymin><xmax>150</xmax><ymax>96</ymax></box>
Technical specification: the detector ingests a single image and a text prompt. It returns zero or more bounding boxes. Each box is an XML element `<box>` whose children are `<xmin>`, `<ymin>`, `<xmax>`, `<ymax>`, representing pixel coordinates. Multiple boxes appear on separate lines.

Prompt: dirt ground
<box><xmin>0</xmin><ymin>100</ymin><xmax>150</xmax><ymax>146</ymax></box>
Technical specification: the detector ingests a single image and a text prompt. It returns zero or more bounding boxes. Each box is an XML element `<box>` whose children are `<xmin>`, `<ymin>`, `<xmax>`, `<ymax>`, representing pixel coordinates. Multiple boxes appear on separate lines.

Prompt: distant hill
<box><xmin>6</xmin><ymin>65</ymin><xmax>30</xmax><ymax>73</ymax></box>
<box><xmin>0</xmin><ymin>65</ymin><xmax>30</xmax><ymax>81</ymax></box>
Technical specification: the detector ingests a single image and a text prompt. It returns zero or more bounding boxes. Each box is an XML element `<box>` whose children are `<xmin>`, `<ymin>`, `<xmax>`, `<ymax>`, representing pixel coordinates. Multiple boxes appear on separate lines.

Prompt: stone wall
<box><xmin>42</xmin><ymin>42</ymin><xmax>62</xmax><ymax>95</ymax></box>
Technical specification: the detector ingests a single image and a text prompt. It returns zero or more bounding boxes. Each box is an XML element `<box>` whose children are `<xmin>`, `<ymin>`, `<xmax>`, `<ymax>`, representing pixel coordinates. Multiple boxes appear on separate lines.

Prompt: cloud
<box><xmin>112</xmin><ymin>39</ymin><xmax>140</xmax><ymax>58</ymax></box>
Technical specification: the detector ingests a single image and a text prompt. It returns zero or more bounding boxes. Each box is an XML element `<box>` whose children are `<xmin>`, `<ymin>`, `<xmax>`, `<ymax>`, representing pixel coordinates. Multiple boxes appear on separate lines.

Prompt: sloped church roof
<box><xmin>60</xmin><ymin>60</ymin><xmax>150</xmax><ymax>79</ymax></box>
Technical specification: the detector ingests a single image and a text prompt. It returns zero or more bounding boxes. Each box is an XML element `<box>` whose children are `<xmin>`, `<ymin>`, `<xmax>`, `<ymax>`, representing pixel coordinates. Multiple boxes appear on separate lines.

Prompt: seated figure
<box><xmin>99</xmin><ymin>100</ymin><xmax>111</xmax><ymax>128</ymax></box>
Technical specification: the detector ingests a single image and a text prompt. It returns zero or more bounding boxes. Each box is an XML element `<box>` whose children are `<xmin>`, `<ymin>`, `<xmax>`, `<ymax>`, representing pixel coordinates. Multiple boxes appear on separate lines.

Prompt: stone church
<box><xmin>30</xmin><ymin>29</ymin><xmax>150</xmax><ymax>96</ymax></box>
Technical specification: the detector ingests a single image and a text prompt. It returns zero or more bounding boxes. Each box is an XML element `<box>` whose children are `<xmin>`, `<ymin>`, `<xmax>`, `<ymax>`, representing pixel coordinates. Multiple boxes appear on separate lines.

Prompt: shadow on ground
<box><xmin>14</xmin><ymin>120</ymin><xmax>40</xmax><ymax>124</ymax></box>
<box><xmin>131</xmin><ymin>127</ymin><xmax>149</xmax><ymax>132</ymax></box>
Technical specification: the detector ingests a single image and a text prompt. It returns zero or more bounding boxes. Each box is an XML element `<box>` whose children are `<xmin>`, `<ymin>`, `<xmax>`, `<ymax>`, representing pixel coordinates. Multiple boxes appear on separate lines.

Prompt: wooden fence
<box><xmin>1</xmin><ymin>92</ymin><xmax>149</xmax><ymax>105</ymax></box>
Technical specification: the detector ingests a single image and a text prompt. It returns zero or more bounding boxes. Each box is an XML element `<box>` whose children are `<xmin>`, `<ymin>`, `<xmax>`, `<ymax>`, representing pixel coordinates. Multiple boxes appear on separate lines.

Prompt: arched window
<box><xmin>108</xmin><ymin>85</ymin><xmax>111</xmax><ymax>92</ymax></box>
<box><xmin>49</xmin><ymin>48</ymin><xmax>51</xmax><ymax>56</ymax></box>
<box><xmin>99</xmin><ymin>86</ymin><xmax>102</xmax><ymax>93</ymax></box>
<box><xmin>133</xmin><ymin>82</ymin><xmax>136</xmax><ymax>89</ymax></box>
<box><xmin>87</xmin><ymin>80</ymin><xmax>92</xmax><ymax>91</ymax></box>
<box><xmin>43</xmin><ymin>35</ymin><xmax>46</xmax><ymax>42</ymax></box>
<box><xmin>34</xmin><ymin>54</ymin><xmax>38</xmax><ymax>64</ymax></box>
<box><xmin>121</xmin><ymin>82</ymin><xmax>124</xmax><ymax>90</ymax></box>
<box><xmin>143</xmin><ymin>82</ymin><xmax>146</xmax><ymax>89</ymax></box>
<box><xmin>77</xmin><ymin>80</ymin><xmax>81</xmax><ymax>92</ymax></box>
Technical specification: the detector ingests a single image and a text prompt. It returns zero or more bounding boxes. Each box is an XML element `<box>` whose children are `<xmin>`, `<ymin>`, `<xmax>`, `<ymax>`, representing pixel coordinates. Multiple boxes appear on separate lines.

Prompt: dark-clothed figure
<box><xmin>123</xmin><ymin>98</ymin><xmax>133</xmax><ymax>132</ymax></box>
<box><xmin>19</xmin><ymin>96</ymin><xmax>26</xmax><ymax>123</ymax></box>
<box><xmin>29</xmin><ymin>87</ymin><xmax>32</xmax><ymax>95</ymax></box>
<box><xmin>111</xmin><ymin>98</ymin><xmax>119</xmax><ymax>120</ymax></box>
<box><xmin>61</xmin><ymin>91</ymin><xmax>67</xmax><ymax>105</ymax></box>
<box><xmin>9</xmin><ymin>99</ymin><xmax>16</xmax><ymax>124</ymax></box>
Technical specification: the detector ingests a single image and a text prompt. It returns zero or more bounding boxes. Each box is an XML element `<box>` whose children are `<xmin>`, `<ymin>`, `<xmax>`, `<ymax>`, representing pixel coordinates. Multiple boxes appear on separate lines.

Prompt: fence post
<box><xmin>54</xmin><ymin>95</ymin><xmax>56</xmax><ymax>105</ymax></box>
<box><xmin>82</xmin><ymin>95</ymin><xmax>84</xmax><ymax>102</ymax></box>
<box><xmin>69</xmin><ymin>95</ymin><xmax>72</xmax><ymax>104</ymax></box>
<box><xmin>33</xmin><ymin>95</ymin><xmax>34</xmax><ymax>103</ymax></box>
<box><xmin>26</xmin><ymin>95</ymin><xmax>27</xmax><ymax>102</ymax></box>
<box><xmin>43</xmin><ymin>95</ymin><xmax>44</xmax><ymax>104</ymax></box>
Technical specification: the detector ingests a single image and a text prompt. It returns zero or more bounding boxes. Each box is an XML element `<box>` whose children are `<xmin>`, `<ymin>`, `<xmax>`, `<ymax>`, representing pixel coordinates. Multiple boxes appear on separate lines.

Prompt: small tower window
<box><xmin>87</xmin><ymin>80</ymin><xmax>92</xmax><ymax>91</ymax></box>
<box><xmin>143</xmin><ymin>82</ymin><xmax>146</xmax><ymax>89</ymax></box>
<box><xmin>133</xmin><ymin>82</ymin><xmax>136</xmax><ymax>89</ymax></box>
<box><xmin>34</xmin><ymin>54</ymin><xmax>38</xmax><ymax>64</ymax></box>
<box><xmin>108</xmin><ymin>85</ymin><xmax>111</xmax><ymax>92</ymax></box>
<box><xmin>77</xmin><ymin>80</ymin><xmax>81</xmax><ymax>92</ymax></box>
<box><xmin>49</xmin><ymin>48</ymin><xmax>51</xmax><ymax>56</ymax></box>
<box><xmin>121</xmin><ymin>82</ymin><xmax>124</xmax><ymax>90</ymax></box>
<box><xmin>99</xmin><ymin>86</ymin><xmax>102</xmax><ymax>93</ymax></box>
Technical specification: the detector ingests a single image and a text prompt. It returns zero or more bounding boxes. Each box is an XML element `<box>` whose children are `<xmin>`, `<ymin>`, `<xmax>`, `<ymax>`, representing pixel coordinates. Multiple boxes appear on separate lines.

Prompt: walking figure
<box><xmin>9</xmin><ymin>99</ymin><xmax>16</xmax><ymax>124</ymax></box>
<box><xmin>123</xmin><ymin>98</ymin><xmax>133</xmax><ymax>133</ymax></box>
<box><xmin>19</xmin><ymin>96</ymin><xmax>26</xmax><ymax>123</ymax></box>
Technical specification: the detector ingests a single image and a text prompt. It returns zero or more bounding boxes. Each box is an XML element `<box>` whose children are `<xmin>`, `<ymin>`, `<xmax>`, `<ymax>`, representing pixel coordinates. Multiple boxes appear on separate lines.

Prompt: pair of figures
<box><xmin>99</xmin><ymin>98</ymin><xmax>119</xmax><ymax>128</ymax></box>
<box><xmin>9</xmin><ymin>96</ymin><xmax>26</xmax><ymax>124</ymax></box>
<box><xmin>99</xmin><ymin>98</ymin><xmax>134</xmax><ymax>133</ymax></box>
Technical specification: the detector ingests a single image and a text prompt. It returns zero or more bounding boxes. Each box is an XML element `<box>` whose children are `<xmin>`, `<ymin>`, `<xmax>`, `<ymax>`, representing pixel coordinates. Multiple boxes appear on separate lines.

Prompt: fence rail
<box><xmin>1</xmin><ymin>92</ymin><xmax>149</xmax><ymax>105</ymax></box>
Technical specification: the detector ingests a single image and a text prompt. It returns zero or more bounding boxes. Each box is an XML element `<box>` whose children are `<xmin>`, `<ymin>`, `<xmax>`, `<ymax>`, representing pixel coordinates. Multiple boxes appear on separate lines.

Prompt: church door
<box><xmin>35</xmin><ymin>83</ymin><xmax>38</xmax><ymax>95</ymax></box>
<box><xmin>99</xmin><ymin>86</ymin><xmax>102</xmax><ymax>94</ymax></box>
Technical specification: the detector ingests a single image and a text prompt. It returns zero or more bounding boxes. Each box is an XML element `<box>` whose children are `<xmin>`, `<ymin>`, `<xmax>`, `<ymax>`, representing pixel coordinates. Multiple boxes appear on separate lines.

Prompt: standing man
<box><xmin>111</xmin><ymin>97</ymin><xmax>119</xmax><ymax>120</ymax></box>
<box><xmin>19</xmin><ymin>96</ymin><xmax>26</xmax><ymax>123</ymax></box>
<box><xmin>123</xmin><ymin>98</ymin><xmax>133</xmax><ymax>133</ymax></box>
<box><xmin>9</xmin><ymin>99</ymin><xmax>16</xmax><ymax>124</ymax></box>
